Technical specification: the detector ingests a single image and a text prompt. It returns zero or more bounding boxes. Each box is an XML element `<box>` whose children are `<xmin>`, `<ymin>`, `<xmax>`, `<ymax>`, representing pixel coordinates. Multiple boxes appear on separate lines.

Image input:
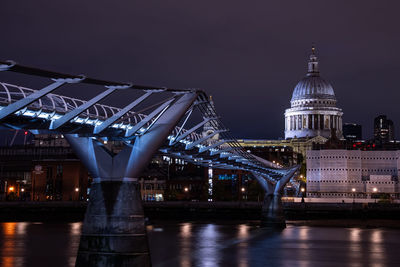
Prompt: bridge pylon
<box><xmin>66</xmin><ymin>92</ymin><xmax>198</xmax><ymax>267</ymax></box>
<box><xmin>252</xmin><ymin>166</ymin><xmax>299</xmax><ymax>228</ymax></box>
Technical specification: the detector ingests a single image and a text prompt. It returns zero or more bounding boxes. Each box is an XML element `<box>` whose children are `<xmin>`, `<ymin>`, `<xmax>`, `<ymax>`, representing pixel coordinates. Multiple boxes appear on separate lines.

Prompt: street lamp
<box><xmin>301</xmin><ymin>187</ymin><xmax>305</xmax><ymax>203</ymax></box>
<box><xmin>184</xmin><ymin>187</ymin><xmax>189</xmax><ymax>201</ymax></box>
<box><xmin>75</xmin><ymin>187</ymin><xmax>80</xmax><ymax>201</ymax></box>
<box><xmin>352</xmin><ymin>188</ymin><xmax>356</xmax><ymax>203</ymax></box>
<box><xmin>241</xmin><ymin>187</ymin><xmax>245</xmax><ymax>192</ymax></box>
<box><xmin>373</xmin><ymin>187</ymin><xmax>378</xmax><ymax>203</ymax></box>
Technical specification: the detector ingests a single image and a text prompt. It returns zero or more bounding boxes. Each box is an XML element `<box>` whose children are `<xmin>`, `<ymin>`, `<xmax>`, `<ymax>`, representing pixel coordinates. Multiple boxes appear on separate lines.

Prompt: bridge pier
<box><xmin>261</xmin><ymin>192</ymin><xmax>286</xmax><ymax>228</ymax></box>
<box><xmin>76</xmin><ymin>179</ymin><xmax>149</xmax><ymax>266</ymax></box>
<box><xmin>252</xmin><ymin>167</ymin><xmax>298</xmax><ymax>228</ymax></box>
<box><xmin>65</xmin><ymin>92</ymin><xmax>198</xmax><ymax>267</ymax></box>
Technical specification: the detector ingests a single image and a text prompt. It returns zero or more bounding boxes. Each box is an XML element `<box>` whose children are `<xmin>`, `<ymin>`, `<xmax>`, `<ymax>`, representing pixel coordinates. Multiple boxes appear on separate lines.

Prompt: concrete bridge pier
<box><xmin>261</xmin><ymin>191</ymin><xmax>287</xmax><ymax>228</ymax></box>
<box><xmin>252</xmin><ymin>167</ymin><xmax>298</xmax><ymax>228</ymax></box>
<box><xmin>66</xmin><ymin>92</ymin><xmax>198</xmax><ymax>267</ymax></box>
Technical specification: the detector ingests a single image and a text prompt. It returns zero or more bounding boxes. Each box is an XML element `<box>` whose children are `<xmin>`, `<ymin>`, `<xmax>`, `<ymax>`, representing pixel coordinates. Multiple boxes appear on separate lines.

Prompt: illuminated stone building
<box><xmin>307</xmin><ymin>149</ymin><xmax>400</xmax><ymax>199</ymax></box>
<box><xmin>284</xmin><ymin>46</ymin><xmax>343</xmax><ymax>139</ymax></box>
<box><xmin>236</xmin><ymin>47</ymin><xmax>343</xmax><ymax>162</ymax></box>
<box><xmin>238</xmin><ymin>136</ymin><xmax>328</xmax><ymax>166</ymax></box>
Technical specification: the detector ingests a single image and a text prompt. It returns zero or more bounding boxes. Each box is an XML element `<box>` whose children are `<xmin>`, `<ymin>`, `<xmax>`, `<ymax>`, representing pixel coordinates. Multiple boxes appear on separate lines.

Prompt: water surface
<box><xmin>1</xmin><ymin>221</ymin><xmax>399</xmax><ymax>266</ymax></box>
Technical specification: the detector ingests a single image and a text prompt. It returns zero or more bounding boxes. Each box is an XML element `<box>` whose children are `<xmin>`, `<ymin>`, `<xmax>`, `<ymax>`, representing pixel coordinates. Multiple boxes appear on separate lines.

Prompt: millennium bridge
<box><xmin>0</xmin><ymin>60</ymin><xmax>299</xmax><ymax>266</ymax></box>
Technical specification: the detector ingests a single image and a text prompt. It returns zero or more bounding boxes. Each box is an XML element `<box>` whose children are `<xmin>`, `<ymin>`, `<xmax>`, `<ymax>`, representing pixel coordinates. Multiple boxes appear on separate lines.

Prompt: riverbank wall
<box><xmin>0</xmin><ymin>201</ymin><xmax>400</xmax><ymax>222</ymax></box>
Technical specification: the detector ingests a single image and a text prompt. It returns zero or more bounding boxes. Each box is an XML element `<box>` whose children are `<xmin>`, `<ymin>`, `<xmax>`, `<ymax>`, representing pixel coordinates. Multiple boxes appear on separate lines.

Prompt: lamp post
<box><xmin>184</xmin><ymin>187</ymin><xmax>189</xmax><ymax>201</ymax></box>
<box><xmin>352</xmin><ymin>188</ymin><xmax>356</xmax><ymax>203</ymax></box>
<box><xmin>241</xmin><ymin>187</ymin><xmax>245</xmax><ymax>201</ymax></box>
<box><xmin>301</xmin><ymin>187</ymin><xmax>305</xmax><ymax>203</ymax></box>
<box><xmin>75</xmin><ymin>187</ymin><xmax>79</xmax><ymax>201</ymax></box>
<box><xmin>373</xmin><ymin>187</ymin><xmax>377</xmax><ymax>203</ymax></box>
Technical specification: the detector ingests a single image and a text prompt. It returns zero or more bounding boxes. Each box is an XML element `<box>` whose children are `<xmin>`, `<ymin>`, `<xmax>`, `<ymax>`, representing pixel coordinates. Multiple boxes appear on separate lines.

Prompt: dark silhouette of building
<box><xmin>374</xmin><ymin>115</ymin><xmax>394</xmax><ymax>143</ymax></box>
<box><xmin>343</xmin><ymin>123</ymin><xmax>362</xmax><ymax>141</ymax></box>
<box><xmin>32</xmin><ymin>160</ymin><xmax>89</xmax><ymax>201</ymax></box>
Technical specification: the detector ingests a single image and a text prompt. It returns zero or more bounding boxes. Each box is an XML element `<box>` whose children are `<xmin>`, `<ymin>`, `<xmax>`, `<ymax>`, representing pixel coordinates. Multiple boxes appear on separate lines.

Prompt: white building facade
<box><xmin>307</xmin><ymin>150</ymin><xmax>400</xmax><ymax>199</ymax></box>
<box><xmin>285</xmin><ymin>47</ymin><xmax>343</xmax><ymax>139</ymax></box>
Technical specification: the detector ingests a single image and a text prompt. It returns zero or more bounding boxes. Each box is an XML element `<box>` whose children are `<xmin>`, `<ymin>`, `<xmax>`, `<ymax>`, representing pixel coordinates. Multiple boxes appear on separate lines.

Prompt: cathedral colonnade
<box><xmin>285</xmin><ymin>113</ymin><xmax>342</xmax><ymax>132</ymax></box>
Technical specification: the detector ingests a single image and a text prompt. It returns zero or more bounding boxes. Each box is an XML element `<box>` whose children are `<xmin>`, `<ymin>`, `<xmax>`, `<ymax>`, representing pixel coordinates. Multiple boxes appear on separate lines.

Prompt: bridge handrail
<box><xmin>0</xmin><ymin>60</ymin><xmax>296</xmax><ymax>179</ymax></box>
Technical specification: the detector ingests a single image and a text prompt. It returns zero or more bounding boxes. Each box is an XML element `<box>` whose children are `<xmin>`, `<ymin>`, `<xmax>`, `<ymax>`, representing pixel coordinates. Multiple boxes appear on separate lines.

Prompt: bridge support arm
<box><xmin>67</xmin><ymin>92</ymin><xmax>198</xmax><ymax>267</ymax></box>
<box><xmin>252</xmin><ymin>166</ymin><xmax>299</xmax><ymax>229</ymax></box>
<box><xmin>185</xmin><ymin>129</ymin><xmax>227</xmax><ymax>150</ymax></box>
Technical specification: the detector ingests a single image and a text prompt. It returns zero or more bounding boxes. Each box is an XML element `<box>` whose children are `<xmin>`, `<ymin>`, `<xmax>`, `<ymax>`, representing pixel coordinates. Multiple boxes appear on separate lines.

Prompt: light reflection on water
<box><xmin>180</xmin><ymin>223</ymin><xmax>192</xmax><ymax>267</ymax></box>
<box><xmin>148</xmin><ymin>223</ymin><xmax>400</xmax><ymax>267</ymax></box>
<box><xmin>237</xmin><ymin>224</ymin><xmax>249</xmax><ymax>267</ymax></box>
<box><xmin>0</xmin><ymin>222</ymin><xmax>400</xmax><ymax>266</ymax></box>
<box><xmin>199</xmin><ymin>224</ymin><xmax>223</xmax><ymax>267</ymax></box>
<box><xmin>68</xmin><ymin>222</ymin><xmax>82</xmax><ymax>267</ymax></box>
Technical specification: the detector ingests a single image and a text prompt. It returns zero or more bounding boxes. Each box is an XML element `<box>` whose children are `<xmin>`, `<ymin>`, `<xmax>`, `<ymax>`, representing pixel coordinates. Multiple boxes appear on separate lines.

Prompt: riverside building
<box><xmin>307</xmin><ymin>149</ymin><xmax>400</xmax><ymax>200</ymax></box>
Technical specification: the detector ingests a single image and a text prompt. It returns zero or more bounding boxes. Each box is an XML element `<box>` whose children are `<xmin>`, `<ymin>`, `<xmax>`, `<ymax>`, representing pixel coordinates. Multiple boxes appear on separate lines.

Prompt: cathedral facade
<box><xmin>285</xmin><ymin>47</ymin><xmax>343</xmax><ymax>139</ymax></box>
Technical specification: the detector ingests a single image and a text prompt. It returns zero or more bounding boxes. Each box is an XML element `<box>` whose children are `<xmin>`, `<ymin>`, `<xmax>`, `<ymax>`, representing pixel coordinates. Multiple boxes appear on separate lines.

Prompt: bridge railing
<box><xmin>0</xmin><ymin>60</ymin><xmax>295</xmax><ymax>180</ymax></box>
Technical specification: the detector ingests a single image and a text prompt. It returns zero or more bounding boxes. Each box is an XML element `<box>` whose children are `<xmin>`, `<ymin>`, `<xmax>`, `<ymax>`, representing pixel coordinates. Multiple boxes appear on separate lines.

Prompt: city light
<box><xmin>75</xmin><ymin>188</ymin><xmax>79</xmax><ymax>192</ymax></box>
<box><xmin>352</xmin><ymin>188</ymin><xmax>356</xmax><ymax>192</ymax></box>
<box><xmin>241</xmin><ymin>187</ymin><xmax>245</xmax><ymax>192</ymax></box>
<box><xmin>373</xmin><ymin>187</ymin><xmax>378</xmax><ymax>192</ymax></box>
<box><xmin>8</xmin><ymin>186</ymin><xmax>14</xmax><ymax>192</ymax></box>
<box><xmin>184</xmin><ymin>187</ymin><xmax>189</xmax><ymax>192</ymax></box>
<box><xmin>21</xmin><ymin>188</ymin><xmax>25</xmax><ymax>192</ymax></box>
<box><xmin>301</xmin><ymin>188</ymin><xmax>305</xmax><ymax>192</ymax></box>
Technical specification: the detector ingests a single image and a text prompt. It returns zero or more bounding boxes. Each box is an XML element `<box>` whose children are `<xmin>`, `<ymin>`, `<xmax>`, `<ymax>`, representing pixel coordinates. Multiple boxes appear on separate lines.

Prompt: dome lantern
<box><xmin>307</xmin><ymin>45</ymin><xmax>319</xmax><ymax>76</ymax></box>
<box><xmin>291</xmin><ymin>45</ymin><xmax>336</xmax><ymax>102</ymax></box>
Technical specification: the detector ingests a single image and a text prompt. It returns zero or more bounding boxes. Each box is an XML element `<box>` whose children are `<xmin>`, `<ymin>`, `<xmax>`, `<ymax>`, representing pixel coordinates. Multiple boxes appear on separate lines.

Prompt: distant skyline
<box><xmin>1</xmin><ymin>1</ymin><xmax>400</xmax><ymax>139</ymax></box>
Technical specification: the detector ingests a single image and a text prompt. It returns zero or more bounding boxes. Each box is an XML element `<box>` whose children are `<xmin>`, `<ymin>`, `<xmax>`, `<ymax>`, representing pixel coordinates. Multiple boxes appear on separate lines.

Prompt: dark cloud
<box><xmin>1</xmin><ymin>0</ymin><xmax>400</xmax><ymax>139</ymax></box>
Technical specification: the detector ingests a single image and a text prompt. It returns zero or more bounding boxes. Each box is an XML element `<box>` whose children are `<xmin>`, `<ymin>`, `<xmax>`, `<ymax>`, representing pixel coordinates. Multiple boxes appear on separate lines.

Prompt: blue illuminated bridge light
<box><xmin>0</xmin><ymin>60</ymin><xmax>298</xmax><ymax>183</ymax></box>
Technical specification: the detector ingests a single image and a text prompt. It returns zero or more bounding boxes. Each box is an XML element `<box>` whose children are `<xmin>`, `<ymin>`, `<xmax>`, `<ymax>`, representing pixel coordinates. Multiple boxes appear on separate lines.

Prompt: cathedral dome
<box><xmin>291</xmin><ymin>76</ymin><xmax>335</xmax><ymax>101</ymax></box>
<box><xmin>291</xmin><ymin>46</ymin><xmax>336</xmax><ymax>102</ymax></box>
<box><xmin>284</xmin><ymin>45</ymin><xmax>343</xmax><ymax>140</ymax></box>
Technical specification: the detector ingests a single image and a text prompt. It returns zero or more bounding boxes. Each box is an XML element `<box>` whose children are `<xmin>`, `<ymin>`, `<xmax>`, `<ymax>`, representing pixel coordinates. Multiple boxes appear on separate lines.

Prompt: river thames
<box><xmin>1</xmin><ymin>221</ymin><xmax>400</xmax><ymax>267</ymax></box>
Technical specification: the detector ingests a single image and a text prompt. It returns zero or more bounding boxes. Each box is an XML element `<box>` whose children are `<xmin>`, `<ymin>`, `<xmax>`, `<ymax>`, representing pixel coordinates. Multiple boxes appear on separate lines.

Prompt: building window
<box><xmin>320</xmin><ymin>114</ymin><xmax>324</xmax><ymax>130</ymax></box>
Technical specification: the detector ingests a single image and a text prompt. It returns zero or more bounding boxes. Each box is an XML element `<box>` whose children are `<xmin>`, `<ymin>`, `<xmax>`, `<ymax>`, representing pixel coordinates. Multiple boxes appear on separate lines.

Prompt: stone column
<box><xmin>290</xmin><ymin>116</ymin><xmax>294</xmax><ymax>131</ymax></box>
<box><xmin>285</xmin><ymin>116</ymin><xmax>287</xmax><ymax>131</ymax></box>
<box><xmin>338</xmin><ymin>116</ymin><xmax>340</xmax><ymax>132</ymax></box>
<box><xmin>311</xmin><ymin>115</ymin><xmax>314</xmax><ymax>130</ymax></box>
<box><xmin>333</xmin><ymin>115</ymin><xmax>336</xmax><ymax>130</ymax></box>
<box><xmin>299</xmin><ymin>115</ymin><xmax>302</xmax><ymax>130</ymax></box>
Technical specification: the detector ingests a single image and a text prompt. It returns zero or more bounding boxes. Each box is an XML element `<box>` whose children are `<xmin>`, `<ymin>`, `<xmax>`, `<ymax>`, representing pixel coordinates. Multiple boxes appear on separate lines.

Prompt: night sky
<box><xmin>1</xmin><ymin>1</ymin><xmax>400</xmax><ymax>140</ymax></box>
